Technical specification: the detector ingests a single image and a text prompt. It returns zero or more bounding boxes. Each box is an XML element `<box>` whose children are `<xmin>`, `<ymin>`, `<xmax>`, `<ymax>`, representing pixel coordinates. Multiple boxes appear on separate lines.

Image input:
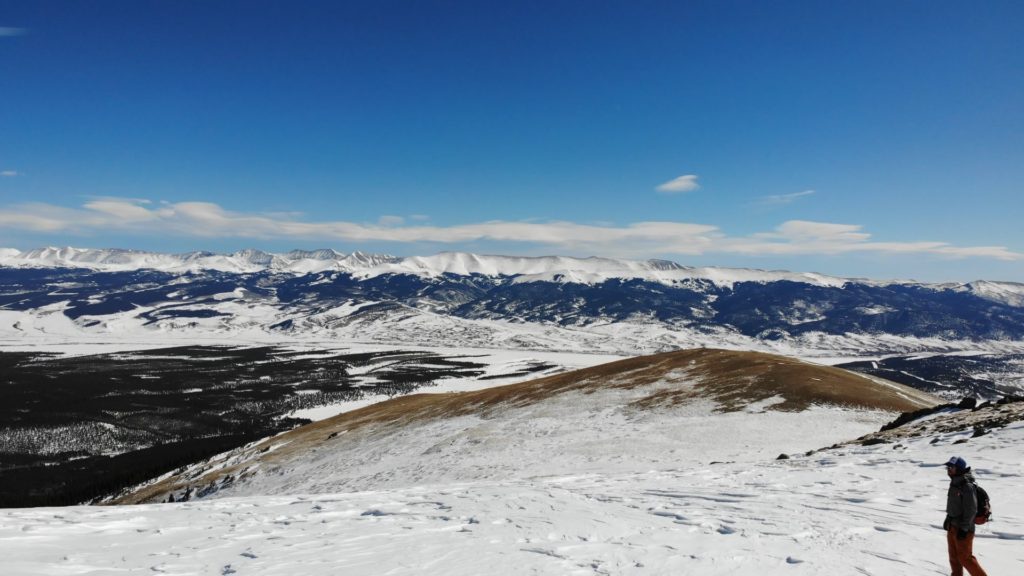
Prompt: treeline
<box><xmin>0</xmin><ymin>433</ymin><xmax>273</xmax><ymax>508</ymax></box>
<box><xmin>0</xmin><ymin>346</ymin><xmax>488</xmax><ymax>507</ymax></box>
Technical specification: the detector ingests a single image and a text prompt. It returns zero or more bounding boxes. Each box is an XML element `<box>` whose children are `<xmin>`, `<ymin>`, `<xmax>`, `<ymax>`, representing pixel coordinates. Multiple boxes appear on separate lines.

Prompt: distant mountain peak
<box><xmin>286</xmin><ymin>249</ymin><xmax>346</xmax><ymax>260</ymax></box>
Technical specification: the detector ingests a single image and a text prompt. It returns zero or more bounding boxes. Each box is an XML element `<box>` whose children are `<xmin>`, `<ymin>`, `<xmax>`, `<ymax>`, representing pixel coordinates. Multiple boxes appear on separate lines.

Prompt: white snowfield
<box><xmin>5</xmin><ymin>296</ymin><xmax>1024</xmax><ymax>364</ymax></box>
<box><xmin>3</xmin><ymin>397</ymin><xmax>1023</xmax><ymax>574</ymax></box>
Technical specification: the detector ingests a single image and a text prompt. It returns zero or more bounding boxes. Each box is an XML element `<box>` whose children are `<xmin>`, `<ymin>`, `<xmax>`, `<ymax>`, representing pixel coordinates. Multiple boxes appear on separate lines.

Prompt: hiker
<box><xmin>943</xmin><ymin>456</ymin><xmax>988</xmax><ymax>576</ymax></box>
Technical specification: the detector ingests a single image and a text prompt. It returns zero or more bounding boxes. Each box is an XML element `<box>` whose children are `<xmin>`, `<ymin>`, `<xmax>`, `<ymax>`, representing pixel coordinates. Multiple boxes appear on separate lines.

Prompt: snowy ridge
<box><xmin>959</xmin><ymin>280</ymin><xmax>1024</xmax><ymax>307</ymax></box>
<box><xmin>0</xmin><ymin>247</ymin><xmax>402</xmax><ymax>275</ymax></box>
<box><xmin>0</xmin><ymin>246</ymin><xmax>859</xmax><ymax>288</ymax></box>
<box><xmin>4</xmin><ymin>246</ymin><xmax>1022</xmax><ymax>296</ymax></box>
<box><xmin>109</xmin><ymin>348</ymin><xmax>940</xmax><ymax>504</ymax></box>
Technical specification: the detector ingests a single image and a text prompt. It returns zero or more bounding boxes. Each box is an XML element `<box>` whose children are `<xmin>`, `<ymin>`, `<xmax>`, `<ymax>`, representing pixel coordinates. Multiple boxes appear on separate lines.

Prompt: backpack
<box><xmin>974</xmin><ymin>483</ymin><xmax>992</xmax><ymax>525</ymax></box>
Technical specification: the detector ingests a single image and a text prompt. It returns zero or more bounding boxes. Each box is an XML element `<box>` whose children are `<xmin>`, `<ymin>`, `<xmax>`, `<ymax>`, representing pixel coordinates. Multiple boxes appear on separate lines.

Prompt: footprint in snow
<box><xmin>987</xmin><ymin>531</ymin><xmax>1024</xmax><ymax>541</ymax></box>
<box><xmin>360</xmin><ymin>509</ymin><xmax>391</xmax><ymax>517</ymax></box>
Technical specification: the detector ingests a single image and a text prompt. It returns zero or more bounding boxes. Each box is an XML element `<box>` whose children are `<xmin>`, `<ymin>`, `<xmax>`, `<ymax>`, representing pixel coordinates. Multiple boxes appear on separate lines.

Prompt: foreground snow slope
<box><xmin>3</xmin><ymin>408</ymin><xmax>1022</xmax><ymax>575</ymax></box>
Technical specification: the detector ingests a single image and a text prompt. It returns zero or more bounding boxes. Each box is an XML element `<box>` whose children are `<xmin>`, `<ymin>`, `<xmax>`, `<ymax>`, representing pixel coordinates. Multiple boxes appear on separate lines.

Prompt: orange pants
<box><xmin>946</xmin><ymin>526</ymin><xmax>988</xmax><ymax>576</ymax></box>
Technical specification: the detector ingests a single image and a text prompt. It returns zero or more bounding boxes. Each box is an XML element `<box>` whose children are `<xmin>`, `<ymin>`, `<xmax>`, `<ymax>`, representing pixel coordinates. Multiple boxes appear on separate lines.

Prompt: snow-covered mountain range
<box><xmin>0</xmin><ymin>247</ymin><xmax>400</xmax><ymax>275</ymax></box>
<box><xmin>5</xmin><ymin>245</ymin><xmax>1023</xmax><ymax>299</ymax></box>
<box><xmin>0</xmin><ymin>246</ymin><xmax>868</xmax><ymax>287</ymax></box>
<box><xmin>2</xmin><ymin>247</ymin><xmax>1024</xmax><ymax>360</ymax></box>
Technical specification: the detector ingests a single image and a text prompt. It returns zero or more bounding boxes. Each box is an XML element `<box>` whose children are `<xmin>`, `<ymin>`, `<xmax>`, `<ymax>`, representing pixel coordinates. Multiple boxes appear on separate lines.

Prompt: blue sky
<box><xmin>1</xmin><ymin>1</ymin><xmax>1022</xmax><ymax>281</ymax></box>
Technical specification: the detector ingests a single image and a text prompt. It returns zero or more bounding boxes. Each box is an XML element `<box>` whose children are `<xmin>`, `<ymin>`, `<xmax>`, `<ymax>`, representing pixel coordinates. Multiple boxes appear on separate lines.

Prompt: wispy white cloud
<box><xmin>755</xmin><ymin>220</ymin><xmax>870</xmax><ymax>244</ymax></box>
<box><xmin>0</xmin><ymin>197</ymin><xmax>1019</xmax><ymax>262</ymax></box>
<box><xmin>0</xmin><ymin>27</ymin><xmax>27</xmax><ymax>37</ymax></box>
<box><xmin>0</xmin><ymin>210</ymin><xmax>70</xmax><ymax>232</ymax></box>
<box><xmin>1</xmin><ymin>170</ymin><xmax>18</xmax><ymax>177</ymax></box>
<box><xmin>756</xmin><ymin>190</ymin><xmax>815</xmax><ymax>205</ymax></box>
<box><xmin>377</xmin><ymin>215</ymin><xmax>405</xmax><ymax>227</ymax></box>
<box><xmin>655</xmin><ymin>174</ymin><xmax>700</xmax><ymax>194</ymax></box>
<box><xmin>83</xmin><ymin>198</ymin><xmax>162</xmax><ymax>221</ymax></box>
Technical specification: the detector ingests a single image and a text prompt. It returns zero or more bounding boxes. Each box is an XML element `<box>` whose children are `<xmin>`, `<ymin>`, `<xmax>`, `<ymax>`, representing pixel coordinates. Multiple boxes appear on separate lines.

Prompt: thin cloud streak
<box><xmin>655</xmin><ymin>174</ymin><xmax>700</xmax><ymax>194</ymax></box>
<box><xmin>1</xmin><ymin>198</ymin><xmax>1020</xmax><ymax>261</ymax></box>
<box><xmin>377</xmin><ymin>215</ymin><xmax>405</xmax><ymax>227</ymax></box>
<box><xmin>757</xmin><ymin>190</ymin><xmax>815</xmax><ymax>205</ymax></box>
<box><xmin>0</xmin><ymin>27</ymin><xmax>27</xmax><ymax>37</ymax></box>
<box><xmin>1</xmin><ymin>170</ymin><xmax>18</xmax><ymax>177</ymax></box>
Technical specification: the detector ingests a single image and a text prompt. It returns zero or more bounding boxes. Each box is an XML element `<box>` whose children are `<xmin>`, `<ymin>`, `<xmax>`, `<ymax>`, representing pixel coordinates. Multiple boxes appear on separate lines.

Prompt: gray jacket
<box><xmin>946</xmin><ymin>469</ymin><xmax>978</xmax><ymax>533</ymax></box>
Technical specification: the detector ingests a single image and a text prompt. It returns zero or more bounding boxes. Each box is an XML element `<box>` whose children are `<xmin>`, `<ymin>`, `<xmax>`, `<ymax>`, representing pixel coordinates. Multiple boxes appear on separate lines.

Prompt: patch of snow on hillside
<box><xmin>965</xmin><ymin>281</ymin><xmax>1024</xmax><ymax>307</ymax></box>
<box><xmin>856</xmin><ymin>305</ymin><xmax>896</xmax><ymax>315</ymax></box>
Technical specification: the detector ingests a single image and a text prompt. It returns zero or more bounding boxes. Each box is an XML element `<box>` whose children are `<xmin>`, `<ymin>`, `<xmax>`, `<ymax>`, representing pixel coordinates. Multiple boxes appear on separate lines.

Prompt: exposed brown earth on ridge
<box><xmin>111</xmin><ymin>348</ymin><xmax>939</xmax><ymax>504</ymax></box>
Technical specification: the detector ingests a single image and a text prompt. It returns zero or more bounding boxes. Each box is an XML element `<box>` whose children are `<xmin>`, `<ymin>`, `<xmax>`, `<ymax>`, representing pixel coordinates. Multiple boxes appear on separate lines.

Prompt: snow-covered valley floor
<box><xmin>3</xmin><ymin>415</ymin><xmax>1023</xmax><ymax>575</ymax></box>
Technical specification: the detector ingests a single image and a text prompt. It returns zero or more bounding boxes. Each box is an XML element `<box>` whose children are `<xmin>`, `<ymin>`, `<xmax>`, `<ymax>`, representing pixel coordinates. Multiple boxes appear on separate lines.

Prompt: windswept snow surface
<box><xmin>3</xmin><ymin>417</ymin><xmax>1023</xmax><ymax>574</ymax></box>
<box><xmin>213</xmin><ymin>395</ymin><xmax>898</xmax><ymax>497</ymax></box>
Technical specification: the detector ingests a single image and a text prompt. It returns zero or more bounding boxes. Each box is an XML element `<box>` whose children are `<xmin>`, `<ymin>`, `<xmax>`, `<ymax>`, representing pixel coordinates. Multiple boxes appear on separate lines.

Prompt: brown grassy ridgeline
<box><xmin>112</xmin><ymin>348</ymin><xmax>940</xmax><ymax>504</ymax></box>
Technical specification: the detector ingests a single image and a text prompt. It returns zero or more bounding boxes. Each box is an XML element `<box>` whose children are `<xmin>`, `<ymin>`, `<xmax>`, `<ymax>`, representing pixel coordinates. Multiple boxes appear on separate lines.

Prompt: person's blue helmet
<box><xmin>944</xmin><ymin>456</ymin><xmax>968</xmax><ymax>471</ymax></box>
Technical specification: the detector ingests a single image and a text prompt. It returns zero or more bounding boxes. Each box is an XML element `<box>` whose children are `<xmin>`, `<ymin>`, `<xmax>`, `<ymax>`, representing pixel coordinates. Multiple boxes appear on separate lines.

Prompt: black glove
<box><xmin>942</xmin><ymin>517</ymin><xmax>950</xmax><ymax>530</ymax></box>
<box><xmin>957</xmin><ymin>528</ymin><xmax>969</xmax><ymax>540</ymax></box>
